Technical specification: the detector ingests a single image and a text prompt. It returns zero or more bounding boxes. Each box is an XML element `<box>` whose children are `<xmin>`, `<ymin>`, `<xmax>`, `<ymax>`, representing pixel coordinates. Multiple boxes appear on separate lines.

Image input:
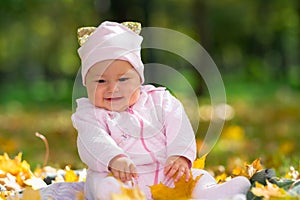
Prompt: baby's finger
<box><xmin>165</xmin><ymin>166</ymin><xmax>179</xmax><ymax>180</ymax></box>
<box><xmin>174</xmin><ymin>167</ymin><xmax>185</xmax><ymax>182</ymax></box>
<box><xmin>124</xmin><ymin>169</ymin><xmax>131</xmax><ymax>181</ymax></box>
<box><xmin>130</xmin><ymin>164</ymin><xmax>138</xmax><ymax>179</ymax></box>
<box><xmin>164</xmin><ymin>164</ymin><xmax>172</xmax><ymax>175</ymax></box>
<box><xmin>119</xmin><ymin>171</ymin><xmax>126</xmax><ymax>182</ymax></box>
<box><xmin>123</xmin><ymin>165</ymin><xmax>131</xmax><ymax>181</ymax></box>
<box><xmin>163</xmin><ymin>159</ymin><xmax>174</xmax><ymax>175</ymax></box>
<box><xmin>185</xmin><ymin>168</ymin><xmax>191</xmax><ymax>182</ymax></box>
<box><xmin>111</xmin><ymin>169</ymin><xmax>120</xmax><ymax>180</ymax></box>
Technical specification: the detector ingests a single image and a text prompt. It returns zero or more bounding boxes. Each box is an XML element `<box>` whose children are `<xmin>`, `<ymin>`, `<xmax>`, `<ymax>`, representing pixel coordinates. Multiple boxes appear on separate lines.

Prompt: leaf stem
<box><xmin>35</xmin><ymin>132</ymin><xmax>49</xmax><ymax>167</ymax></box>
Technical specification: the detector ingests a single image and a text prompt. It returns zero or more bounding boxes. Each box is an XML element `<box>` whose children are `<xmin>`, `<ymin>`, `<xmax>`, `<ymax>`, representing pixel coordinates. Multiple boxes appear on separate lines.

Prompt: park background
<box><xmin>0</xmin><ymin>0</ymin><xmax>299</xmax><ymax>175</ymax></box>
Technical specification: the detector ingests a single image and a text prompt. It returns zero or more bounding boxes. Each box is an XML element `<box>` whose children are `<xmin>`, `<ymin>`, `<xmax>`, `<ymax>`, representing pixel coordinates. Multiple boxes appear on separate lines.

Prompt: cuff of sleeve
<box><xmin>181</xmin><ymin>156</ymin><xmax>193</xmax><ymax>168</ymax></box>
<box><xmin>168</xmin><ymin>154</ymin><xmax>194</xmax><ymax>169</ymax></box>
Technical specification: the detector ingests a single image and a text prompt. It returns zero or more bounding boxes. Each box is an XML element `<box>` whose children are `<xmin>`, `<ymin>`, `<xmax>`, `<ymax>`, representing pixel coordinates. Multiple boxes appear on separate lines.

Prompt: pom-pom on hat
<box><xmin>77</xmin><ymin>21</ymin><xmax>144</xmax><ymax>86</ymax></box>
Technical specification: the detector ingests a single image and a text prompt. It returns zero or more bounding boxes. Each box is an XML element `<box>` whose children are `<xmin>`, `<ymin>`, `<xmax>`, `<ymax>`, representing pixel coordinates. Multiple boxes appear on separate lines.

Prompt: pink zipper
<box><xmin>128</xmin><ymin>107</ymin><xmax>160</xmax><ymax>185</ymax></box>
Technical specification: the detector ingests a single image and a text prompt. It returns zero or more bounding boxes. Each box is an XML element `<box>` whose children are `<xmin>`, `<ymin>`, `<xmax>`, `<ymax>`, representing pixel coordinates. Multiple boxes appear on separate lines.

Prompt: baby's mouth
<box><xmin>104</xmin><ymin>97</ymin><xmax>123</xmax><ymax>102</ymax></box>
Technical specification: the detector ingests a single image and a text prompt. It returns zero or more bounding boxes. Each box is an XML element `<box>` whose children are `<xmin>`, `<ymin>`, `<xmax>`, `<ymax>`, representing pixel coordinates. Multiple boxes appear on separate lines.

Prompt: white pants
<box><xmin>84</xmin><ymin>169</ymin><xmax>251</xmax><ymax>200</ymax></box>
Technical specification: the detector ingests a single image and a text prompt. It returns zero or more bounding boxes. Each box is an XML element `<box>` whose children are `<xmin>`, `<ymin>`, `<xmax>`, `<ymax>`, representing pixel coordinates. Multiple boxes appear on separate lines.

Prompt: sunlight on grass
<box><xmin>0</xmin><ymin>82</ymin><xmax>299</xmax><ymax>176</ymax></box>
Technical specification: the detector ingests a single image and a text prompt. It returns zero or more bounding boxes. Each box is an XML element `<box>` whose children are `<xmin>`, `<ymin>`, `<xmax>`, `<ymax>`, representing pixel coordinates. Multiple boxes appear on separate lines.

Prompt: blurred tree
<box><xmin>0</xmin><ymin>0</ymin><xmax>299</xmax><ymax>171</ymax></box>
<box><xmin>0</xmin><ymin>0</ymin><xmax>299</xmax><ymax>106</ymax></box>
<box><xmin>192</xmin><ymin>0</ymin><xmax>300</xmax><ymax>87</ymax></box>
<box><xmin>95</xmin><ymin>0</ymin><xmax>150</xmax><ymax>25</ymax></box>
<box><xmin>0</xmin><ymin>0</ymin><xmax>98</xmax><ymax>104</ymax></box>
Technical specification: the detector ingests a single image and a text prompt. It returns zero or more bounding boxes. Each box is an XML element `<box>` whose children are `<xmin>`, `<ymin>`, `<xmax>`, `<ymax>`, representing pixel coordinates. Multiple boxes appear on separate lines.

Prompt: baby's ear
<box><xmin>77</xmin><ymin>26</ymin><xmax>96</xmax><ymax>46</ymax></box>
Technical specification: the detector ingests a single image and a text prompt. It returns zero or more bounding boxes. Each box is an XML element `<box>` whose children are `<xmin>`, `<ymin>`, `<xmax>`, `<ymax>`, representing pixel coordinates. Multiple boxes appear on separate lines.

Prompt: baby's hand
<box><xmin>164</xmin><ymin>156</ymin><xmax>191</xmax><ymax>182</ymax></box>
<box><xmin>108</xmin><ymin>155</ymin><xmax>138</xmax><ymax>182</ymax></box>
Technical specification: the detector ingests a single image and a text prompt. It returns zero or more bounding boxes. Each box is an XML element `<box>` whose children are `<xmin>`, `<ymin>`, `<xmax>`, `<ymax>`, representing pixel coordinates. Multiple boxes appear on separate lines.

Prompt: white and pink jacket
<box><xmin>72</xmin><ymin>85</ymin><xmax>196</xmax><ymax>187</ymax></box>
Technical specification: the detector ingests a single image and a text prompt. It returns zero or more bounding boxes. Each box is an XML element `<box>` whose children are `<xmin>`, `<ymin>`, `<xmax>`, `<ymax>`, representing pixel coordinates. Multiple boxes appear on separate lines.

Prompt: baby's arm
<box><xmin>164</xmin><ymin>155</ymin><xmax>190</xmax><ymax>182</ymax></box>
<box><xmin>72</xmin><ymin>99</ymin><xmax>127</xmax><ymax>173</ymax></box>
<box><xmin>108</xmin><ymin>155</ymin><xmax>138</xmax><ymax>182</ymax></box>
<box><xmin>161</xmin><ymin>91</ymin><xmax>196</xmax><ymax>182</ymax></box>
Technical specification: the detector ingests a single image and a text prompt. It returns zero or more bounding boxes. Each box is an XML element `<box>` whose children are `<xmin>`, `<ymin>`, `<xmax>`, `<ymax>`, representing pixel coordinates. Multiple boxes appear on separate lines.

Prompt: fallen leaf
<box><xmin>24</xmin><ymin>177</ymin><xmax>47</xmax><ymax>190</ymax></box>
<box><xmin>246</xmin><ymin>158</ymin><xmax>263</xmax><ymax>178</ymax></box>
<box><xmin>232</xmin><ymin>166</ymin><xmax>247</xmax><ymax>177</ymax></box>
<box><xmin>64</xmin><ymin>166</ymin><xmax>78</xmax><ymax>182</ymax></box>
<box><xmin>251</xmin><ymin>180</ymin><xmax>287</xmax><ymax>199</ymax></box>
<box><xmin>150</xmin><ymin>172</ymin><xmax>202</xmax><ymax>200</ymax></box>
<box><xmin>0</xmin><ymin>153</ymin><xmax>32</xmax><ymax>187</ymax></box>
<box><xmin>111</xmin><ymin>184</ymin><xmax>146</xmax><ymax>200</ymax></box>
<box><xmin>192</xmin><ymin>154</ymin><xmax>207</xmax><ymax>169</ymax></box>
<box><xmin>215</xmin><ymin>173</ymin><xmax>229</xmax><ymax>184</ymax></box>
<box><xmin>76</xmin><ymin>191</ymin><xmax>85</xmax><ymax>200</ymax></box>
<box><xmin>22</xmin><ymin>187</ymin><xmax>41</xmax><ymax>200</ymax></box>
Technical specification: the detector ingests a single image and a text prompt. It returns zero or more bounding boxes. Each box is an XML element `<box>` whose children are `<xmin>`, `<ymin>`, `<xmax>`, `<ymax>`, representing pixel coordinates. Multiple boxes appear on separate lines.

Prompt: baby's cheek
<box><xmin>128</xmin><ymin>89</ymin><xmax>140</xmax><ymax>106</ymax></box>
<box><xmin>90</xmin><ymin>91</ymin><xmax>105</xmax><ymax>108</ymax></box>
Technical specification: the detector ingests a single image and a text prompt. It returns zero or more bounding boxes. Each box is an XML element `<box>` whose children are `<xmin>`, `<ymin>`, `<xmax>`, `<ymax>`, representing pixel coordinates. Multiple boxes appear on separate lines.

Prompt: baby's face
<box><xmin>85</xmin><ymin>60</ymin><xmax>141</xmax><ymax>112</ymax></box>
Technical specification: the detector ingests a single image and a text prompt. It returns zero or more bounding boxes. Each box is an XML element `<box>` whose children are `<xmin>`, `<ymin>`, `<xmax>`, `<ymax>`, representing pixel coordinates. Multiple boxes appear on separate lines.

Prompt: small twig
<box><xmin>35</xmin><ymin>132</ymin><xmax>49</xmax><ymax>167</ymax></box>
<box><xmin>289</xmin><ymin>179</ymin><xmax>300</xmax><ymax>190</ymax></box>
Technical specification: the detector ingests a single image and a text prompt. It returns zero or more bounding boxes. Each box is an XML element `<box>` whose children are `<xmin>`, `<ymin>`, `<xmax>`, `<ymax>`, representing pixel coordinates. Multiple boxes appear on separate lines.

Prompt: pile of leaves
<box><xmin>220</xmin><ymin>158</ymin><xmax>300</xmax><ymax>199</ymax></box>
<box><xmin>0</xmin><ymin>152</ymin><xmax>85</xmax><ymax>200</ymax></box>
<box><xmin>0</xmin><ymin>152</ymin><xmax>299</xmax><ymax>200</ymax></box>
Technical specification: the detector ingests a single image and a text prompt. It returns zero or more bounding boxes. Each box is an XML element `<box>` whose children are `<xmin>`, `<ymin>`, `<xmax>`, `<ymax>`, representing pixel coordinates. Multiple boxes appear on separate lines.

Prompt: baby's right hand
<box><xmin>108</xmin><ymin>155</ymin><xmax>138</xmax><ymax>182</ymax></box>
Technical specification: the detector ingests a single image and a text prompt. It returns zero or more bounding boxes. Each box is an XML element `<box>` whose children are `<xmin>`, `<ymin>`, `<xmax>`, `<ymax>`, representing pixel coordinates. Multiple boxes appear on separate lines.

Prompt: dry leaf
<box><xmin>245</xmin><ymin>158</ymin><xmax>263</xmax><ymax>178</ymax></box>
<box><xmin>0</xmin><ymin>193</ymin><xmax>7</xmax><ymax>200</ymax></box>
<box><xmin>111</xmin><ymin>185</ymin><xmax>146</xmax><ymax>200</ymax></box>
<box><xmin>232</xmin><ymin>166</ymin><xmax>247</xmax><ymax>177</ymax></box>
<box><xmin>64</xmin><ymin>166</ymin><xmax>78</xmax><ymax>182</ymax></box>
<box><xmin>192</xmin><ymin>154</ymin><xmax>207</xmax><ymax>169</ymax></box>
<box><xmin>21</xmin><ymin>187</ymin><xmax>41</xmax><ymax>200</ymax></box>
<box><xmin>230</xmin><ymin>158</ymin><xmax>264</xmax><ymax>179</ymax></box>
<box><xmin>215</xmin><ymin>173</ymin><xmax>229</xmax><ymax>184</ymax></box>
<box><xmin>0</xmin><ymin>153</ymin><xmax>32</xmax><ymax>186</ymax></box>
<box><xmin>23</xmin><ymin>177</ymin><xmax>47</xmax><ymax>190</ymax></box>
<box><xmin>76</xmin><ymin>191</ymin><xmax>85</xmax><ymax>200</ymax></box>
<box><xmin>251</xmin><ymin>180</ymin><xmax>287</xmax><ymax>199</ymax></box>
<box><xmin>0</xmin><ymin>173</ymin><xmax>22</xmax><ymax>192</ymax></box>
<box><xmin>150</xmin><ymin>172</ymin><xmax>202</xmax><ymax>200</ymax></box>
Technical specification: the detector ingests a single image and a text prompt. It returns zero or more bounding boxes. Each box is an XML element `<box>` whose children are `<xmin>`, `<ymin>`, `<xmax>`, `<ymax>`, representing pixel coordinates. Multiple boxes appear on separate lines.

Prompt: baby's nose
<box><xmin>107</xmin><ymin>81</ymin><xmax>119</xmax><ymax>92</ymax></box>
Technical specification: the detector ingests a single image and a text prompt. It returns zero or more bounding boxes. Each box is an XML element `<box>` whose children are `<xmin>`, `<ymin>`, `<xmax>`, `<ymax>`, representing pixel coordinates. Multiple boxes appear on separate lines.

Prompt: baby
<box><xmin>72</xmin><ymin>21</ymin><xmax>250</xmax><ymax>199</ymax></box>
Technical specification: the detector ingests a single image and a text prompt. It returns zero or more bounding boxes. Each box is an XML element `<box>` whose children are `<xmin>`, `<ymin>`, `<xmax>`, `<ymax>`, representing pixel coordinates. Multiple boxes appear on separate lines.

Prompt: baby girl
<box><xmin>72</xmin><ymin>21</ymin><xmax>250</xmax><ymax>199</ymax></box>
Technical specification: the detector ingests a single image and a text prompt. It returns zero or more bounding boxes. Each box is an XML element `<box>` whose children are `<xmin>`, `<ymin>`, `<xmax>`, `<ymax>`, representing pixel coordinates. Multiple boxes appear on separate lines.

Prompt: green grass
<box><xmin>0</xmin><ymin>80</ymin><xmax>299</xmax><ymax>175</ymax></box>
<box><xmin>0</xmin><ymin>104</ymin><xmax>83</xmax><ymax>169</ymax></box>
<box><xmin>204</xmin><ymin>78</ymin><xmax>300</xmax><ymax>175</ymax></box>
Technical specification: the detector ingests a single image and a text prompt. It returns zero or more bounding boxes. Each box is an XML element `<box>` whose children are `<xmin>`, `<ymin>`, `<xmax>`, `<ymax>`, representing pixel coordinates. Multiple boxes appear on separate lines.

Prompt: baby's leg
<box><xmin>191</xmin><ymin>169</ymin><xmax>251</xmax><ymax>200</ymax></box>
<box><xmin>85</xmin><ymin>170</ymin><xmax>121</xmax><ymax>200</ymax></box>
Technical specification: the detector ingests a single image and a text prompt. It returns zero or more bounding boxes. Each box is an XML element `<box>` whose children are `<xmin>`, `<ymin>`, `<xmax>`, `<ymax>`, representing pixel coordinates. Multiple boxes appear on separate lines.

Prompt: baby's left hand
<box><xmin>164</xmin><ymin>156</ymin><xmax>191</xmax><ymax>182</ymax></box>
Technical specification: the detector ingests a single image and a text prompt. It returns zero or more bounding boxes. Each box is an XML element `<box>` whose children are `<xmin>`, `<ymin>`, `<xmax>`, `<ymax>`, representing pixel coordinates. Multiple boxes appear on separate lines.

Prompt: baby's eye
<box><xmin>97</xmin><ymin>79</ymin><xmax>106</xmax><ymax>83</ymax></box>
<box><xmin>119</xmin><ymin>77</ymin><xmax>129</xmax><ymax>82</ymax></box>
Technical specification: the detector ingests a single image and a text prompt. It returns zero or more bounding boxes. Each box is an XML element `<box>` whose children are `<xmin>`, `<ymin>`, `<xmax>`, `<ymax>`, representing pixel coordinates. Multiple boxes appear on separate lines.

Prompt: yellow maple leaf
<box><xmin>150</xmin><ymin>172</ymin><xmax>203</xmax><ymax>200</ymax></box>
<box><xmin>0</xmin><ymin>153</ymin><xmax>22</xmax><ymax>175</ymax></box>
<box><xmin>232</xmin><ymin>166</ymin><xmax>246</xmax><ymax>177</ymax></box>
<box><xmin>0</xmin><ymin>153</ymin><xmax>33</xmax><ymax>187</ymax></box>
<box><xmin>245</xmin><ymin>158</ymin><xmax>263</xmax><ymax>178</ymax></box>
<box><xmin>21</xmin><ymin>187</ymin><xmax>41</xmax><ymax>200</ymax></box>
<box><xmin>215</xmin><ymin>173</ymin><xmax>229</xmax><ymax>184</ymax></box>
<box><xmin>229</xmin><ymin>158</ymin><xmax>264</xmax><ymax>179</ymax></box>
<box><xmin>0</xmin><ymin>192</ymin><xmax>7</xmax><ymax>200</ymax></box>
<box><xmin>77</xmin><ymin>191</ymin><xmax>85</xmax><ymax>200</ymax></box>
<box><xmin>111</xmin><ymin>185</ymin><xmax>146</xmax><ymax>200</ymax></box>
<box><xmin>192</xmin><ymin>154</ymin><xmax>207</xmax><ymax>169</ymax></box>
<box><xmin>251</xmin><ymin>180</ymin><xmax>287</xmax><ymax>199</ymax></box>
<box><xmin>64</xmin><ymin>166</ymin><xmax>79</xmax><ymax>182</ymax></box>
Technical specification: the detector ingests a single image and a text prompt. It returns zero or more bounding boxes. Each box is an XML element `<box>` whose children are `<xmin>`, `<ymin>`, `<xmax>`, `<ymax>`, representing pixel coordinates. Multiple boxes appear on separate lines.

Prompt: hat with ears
<box><xmin>77</xmin><ymin>21</ymin><xmax>144</xmax><ymax>86</ymax></box>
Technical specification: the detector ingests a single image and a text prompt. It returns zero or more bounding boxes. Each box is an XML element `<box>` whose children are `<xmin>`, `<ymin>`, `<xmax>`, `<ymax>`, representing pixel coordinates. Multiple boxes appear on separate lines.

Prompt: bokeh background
<box><xmin>0</xmin><ymin>0</ymin><xmax>299</xmax><ymax>174</ymax></box>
